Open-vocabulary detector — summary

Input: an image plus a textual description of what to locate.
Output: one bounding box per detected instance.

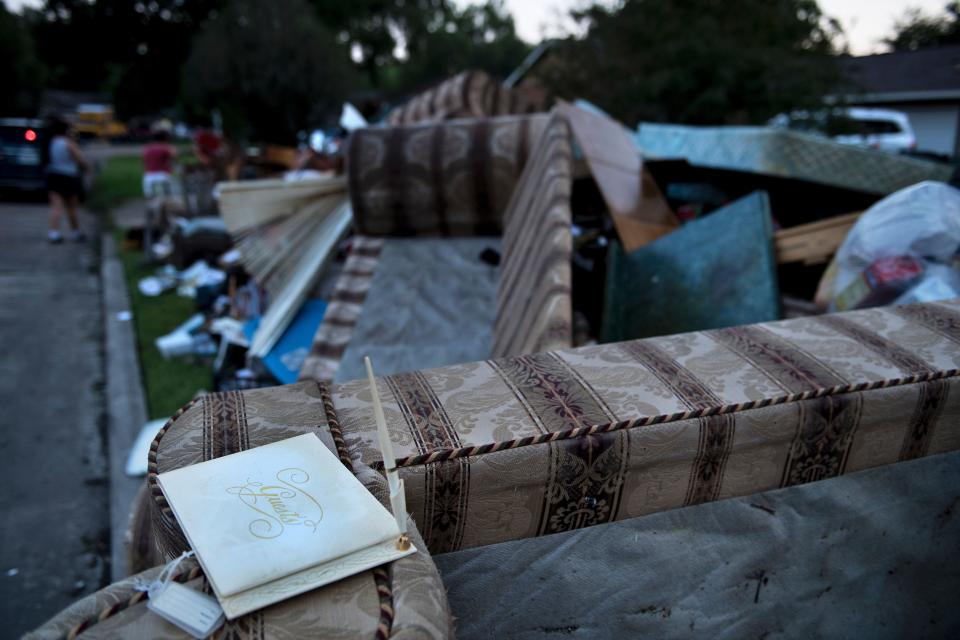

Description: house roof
[838,45,960,101]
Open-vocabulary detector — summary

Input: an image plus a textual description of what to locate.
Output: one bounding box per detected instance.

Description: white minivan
[769,107,917,153]
[832,108,917,152]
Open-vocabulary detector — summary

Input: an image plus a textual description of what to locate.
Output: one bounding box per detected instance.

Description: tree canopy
[23,0,224,117]
[885,1,960,51]
[4,0,853,139]
[540,0,843,127]
[9,0,527,132]
[0,3,46,116]
[181,0,357,143]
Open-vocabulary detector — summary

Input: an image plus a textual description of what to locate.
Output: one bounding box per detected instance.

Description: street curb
[101,231,150,581]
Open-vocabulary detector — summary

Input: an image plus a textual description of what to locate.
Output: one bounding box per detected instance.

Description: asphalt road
[0,199,109,636]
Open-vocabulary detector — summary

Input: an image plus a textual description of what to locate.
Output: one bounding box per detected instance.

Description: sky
[492,0,948,55]
[5,0,952,56]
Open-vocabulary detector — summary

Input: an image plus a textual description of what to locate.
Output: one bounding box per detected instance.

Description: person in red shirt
[192,129,221,166]
[142,129,177,197]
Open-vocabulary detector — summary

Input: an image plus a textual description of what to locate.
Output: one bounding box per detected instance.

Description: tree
[311,0,450,88]
[0,4,46,115]
[14,0,528,125]
[181,0,358,143]
[885,2,960,51]
[541,0,843,127]
[390,1,530,91]
[310,0,528,90]
[24,0,224,117]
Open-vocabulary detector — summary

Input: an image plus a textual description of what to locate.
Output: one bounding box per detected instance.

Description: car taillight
[24,129,37,142]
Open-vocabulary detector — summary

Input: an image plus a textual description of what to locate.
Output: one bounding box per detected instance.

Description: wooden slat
[248,200,353,358]
[775,211,861,265]
[217,176,345,234]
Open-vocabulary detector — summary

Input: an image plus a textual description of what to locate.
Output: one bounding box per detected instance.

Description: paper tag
[148,582,225,639]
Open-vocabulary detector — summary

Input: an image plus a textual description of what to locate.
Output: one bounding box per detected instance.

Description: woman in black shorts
[45,118,89,243]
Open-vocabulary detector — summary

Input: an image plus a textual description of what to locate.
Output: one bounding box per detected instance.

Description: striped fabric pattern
[330,300,960,553]
[299,236,383,384]
[152,299,960,557]
[490,114,574,358]
[347,114,549,237]
[386,70,546,126]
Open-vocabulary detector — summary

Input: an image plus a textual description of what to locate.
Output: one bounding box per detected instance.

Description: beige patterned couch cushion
[152,301,960,558]
[385,70,547,126]
[30,508,452,640]
[491,112,573,357]
[303,113,574,383]
[330,300,960,553]
[127,381,453,640]
[348,114,549,237]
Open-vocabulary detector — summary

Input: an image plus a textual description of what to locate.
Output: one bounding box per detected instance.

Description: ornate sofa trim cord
[391,368,960,468]
[58,565,203,640]
[147,301,960,558]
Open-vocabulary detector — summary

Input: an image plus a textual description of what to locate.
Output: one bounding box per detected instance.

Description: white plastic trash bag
[830,181,960,309]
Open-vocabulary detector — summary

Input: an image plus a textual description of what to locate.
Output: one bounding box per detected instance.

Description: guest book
[157,432,415,619]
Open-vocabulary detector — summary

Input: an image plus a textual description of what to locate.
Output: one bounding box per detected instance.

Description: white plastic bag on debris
[155,313,210,359]
[176,260,226,298]
[830,181,960,309]
[340,102,367,131]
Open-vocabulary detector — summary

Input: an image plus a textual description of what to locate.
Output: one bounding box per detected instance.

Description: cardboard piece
[557,102,678,252]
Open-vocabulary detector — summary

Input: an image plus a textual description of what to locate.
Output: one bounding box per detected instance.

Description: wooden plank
[248,200,353,358]
[775,211,861,265]
[217,176,345,234]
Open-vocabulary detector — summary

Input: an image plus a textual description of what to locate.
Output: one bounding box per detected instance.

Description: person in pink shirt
[142,128,177,197]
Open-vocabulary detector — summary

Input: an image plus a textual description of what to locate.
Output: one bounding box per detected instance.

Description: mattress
[635,123,952,196]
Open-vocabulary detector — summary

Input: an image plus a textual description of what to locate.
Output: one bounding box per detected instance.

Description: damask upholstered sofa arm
[329,299,960,553]
[149,301,960,559]
[36,381,453,639]
[30,515,452,640]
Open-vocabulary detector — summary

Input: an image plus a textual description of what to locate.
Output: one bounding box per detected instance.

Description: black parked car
[0,118,48,194]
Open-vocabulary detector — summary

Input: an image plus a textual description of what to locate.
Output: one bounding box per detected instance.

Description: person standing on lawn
[142,125,177,198]
[45,117,89,244]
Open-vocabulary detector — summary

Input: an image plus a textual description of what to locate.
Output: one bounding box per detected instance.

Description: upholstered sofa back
[303,113,575,382]
[385,70,546,126]
[151,300,960,557]
[347,114,549,237]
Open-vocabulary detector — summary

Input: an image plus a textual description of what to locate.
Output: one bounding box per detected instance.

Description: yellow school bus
[74,104,128,140]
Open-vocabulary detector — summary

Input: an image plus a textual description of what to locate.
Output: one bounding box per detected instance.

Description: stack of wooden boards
[217,176,352,358]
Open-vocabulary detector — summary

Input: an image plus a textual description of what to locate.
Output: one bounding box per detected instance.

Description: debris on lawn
[120,69,960,400]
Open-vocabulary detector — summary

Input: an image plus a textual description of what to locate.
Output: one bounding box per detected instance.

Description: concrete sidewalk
[0,201,109,636]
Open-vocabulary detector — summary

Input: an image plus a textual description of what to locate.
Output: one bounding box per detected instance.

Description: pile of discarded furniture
[30,71,960,638]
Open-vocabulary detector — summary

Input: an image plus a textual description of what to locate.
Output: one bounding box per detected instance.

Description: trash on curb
[155,313,206,359]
